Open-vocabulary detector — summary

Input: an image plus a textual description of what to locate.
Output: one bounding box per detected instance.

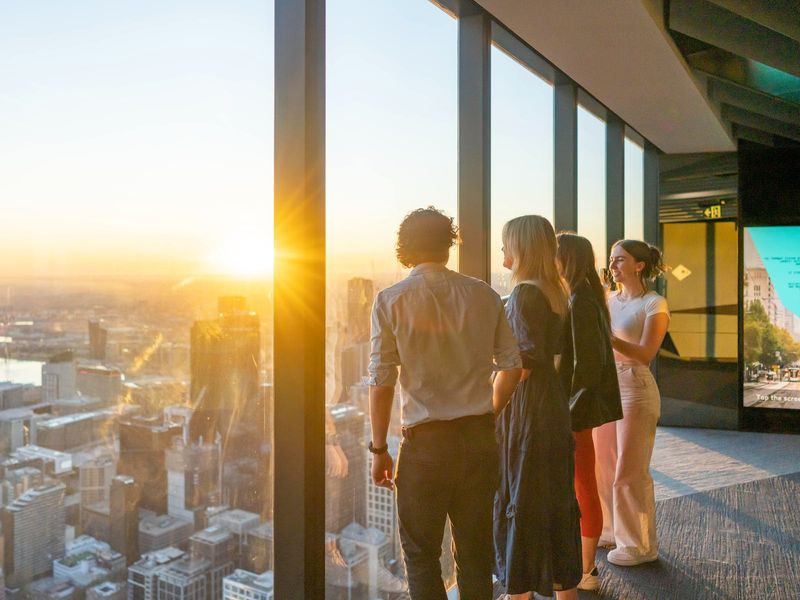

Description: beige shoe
[577,567,599,591]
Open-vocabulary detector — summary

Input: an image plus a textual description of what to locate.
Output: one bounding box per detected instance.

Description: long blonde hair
[502,215,569,315]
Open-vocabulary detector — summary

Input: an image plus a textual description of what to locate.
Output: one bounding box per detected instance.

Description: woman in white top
[594,239,669,566]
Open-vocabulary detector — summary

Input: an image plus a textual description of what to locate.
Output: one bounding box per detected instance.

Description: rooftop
[225,569,274,592]
[191,525,232,544]
[139,513,192,534]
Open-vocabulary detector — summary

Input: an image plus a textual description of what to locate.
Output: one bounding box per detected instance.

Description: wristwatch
[368,441,389,455]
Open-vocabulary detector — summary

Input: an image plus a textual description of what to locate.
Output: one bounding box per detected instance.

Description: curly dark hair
[395,207,459,268]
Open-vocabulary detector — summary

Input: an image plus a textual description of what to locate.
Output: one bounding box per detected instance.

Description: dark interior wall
[739,140,800,225]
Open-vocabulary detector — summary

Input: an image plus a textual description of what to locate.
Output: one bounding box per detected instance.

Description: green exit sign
[703,205,722,219]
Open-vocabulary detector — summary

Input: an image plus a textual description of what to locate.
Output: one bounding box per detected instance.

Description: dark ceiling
[666,0,800,147]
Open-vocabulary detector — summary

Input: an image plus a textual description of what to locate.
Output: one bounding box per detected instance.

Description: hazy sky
[1,0,639,280]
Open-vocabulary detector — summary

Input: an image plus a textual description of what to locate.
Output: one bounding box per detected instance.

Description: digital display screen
[743,227,800,408]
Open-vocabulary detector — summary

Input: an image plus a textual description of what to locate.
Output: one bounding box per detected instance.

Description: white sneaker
[607,548,658,566]
[577,567,599,591]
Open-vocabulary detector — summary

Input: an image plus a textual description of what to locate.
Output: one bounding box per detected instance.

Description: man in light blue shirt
[368,207,521,600]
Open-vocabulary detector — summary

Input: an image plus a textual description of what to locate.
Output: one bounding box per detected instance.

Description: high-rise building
[117,415,182,514]
[8,445,73,476]
[1,483,66,588]
[346,278,374,345]
[245,522,273,574]
[208,509,259,569]
[165,438,220,527]
[109,475,140,564]
[138,515,194,555]
[0,407,37,454]
[189,296,260,447]
[42,352,77,403]
[156,557,209,600]
[126,547,185,600]
[189,527,235,599]
[0,383,25,411]
[326,403,367,534]
[88,321,108,361]
[76,365,123,405]
[222,570,274,600]
[79,456,115,506]
[36,410,116,452]
[1,466,43,505]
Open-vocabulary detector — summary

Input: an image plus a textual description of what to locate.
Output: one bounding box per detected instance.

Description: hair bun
[648,244,666,280]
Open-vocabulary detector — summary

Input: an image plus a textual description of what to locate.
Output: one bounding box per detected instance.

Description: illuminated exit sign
[703,204,722,219]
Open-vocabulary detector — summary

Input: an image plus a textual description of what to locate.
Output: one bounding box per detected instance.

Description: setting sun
[208,234,275,278]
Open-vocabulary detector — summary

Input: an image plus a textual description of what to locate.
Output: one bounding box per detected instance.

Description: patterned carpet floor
[588,472,800,600]
[493,428,800,600]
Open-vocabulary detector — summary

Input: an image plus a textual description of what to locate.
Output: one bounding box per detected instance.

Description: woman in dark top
[494,215,581,600]
[556,233,623,592]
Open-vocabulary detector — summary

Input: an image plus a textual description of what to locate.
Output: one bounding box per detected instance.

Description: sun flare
[208,235,274,278]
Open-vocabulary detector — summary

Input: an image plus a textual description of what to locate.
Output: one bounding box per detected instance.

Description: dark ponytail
[612,239,667,283]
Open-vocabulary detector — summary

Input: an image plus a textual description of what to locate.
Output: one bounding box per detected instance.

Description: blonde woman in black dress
[494,215,582,600]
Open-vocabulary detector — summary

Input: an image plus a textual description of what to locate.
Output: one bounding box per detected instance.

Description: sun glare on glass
[208,235,274,278]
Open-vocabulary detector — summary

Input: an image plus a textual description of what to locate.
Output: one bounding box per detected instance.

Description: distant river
[0,358,43,386]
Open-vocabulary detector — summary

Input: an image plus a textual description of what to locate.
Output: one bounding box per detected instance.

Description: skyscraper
[165,438,221,527]
[79,456,115,506]
[156,557,209,600]
[117,415,182,514]
[189,527,235,599]
[208,509,260,569]
[109,475,140,564]
[245,522,273,574]
[42,352,77,403]
[346,278,374,345]
[189,296,260,447]
[1,483,66,588]
[76,365,122,404]
[88,321,108,361]
[127,547,185,600]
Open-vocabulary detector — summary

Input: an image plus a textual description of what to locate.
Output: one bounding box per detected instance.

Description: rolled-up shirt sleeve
[366,293,400,387]
[493,301,522,371]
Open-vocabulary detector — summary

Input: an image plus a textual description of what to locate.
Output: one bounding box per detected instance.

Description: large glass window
[326,1,457,597]
[1,0,274,592]
[624,137,645,241]
[577,106,607,269]
[490,45,554,295]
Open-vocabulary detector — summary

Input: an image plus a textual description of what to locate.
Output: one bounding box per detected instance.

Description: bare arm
[493,367,522,415]
[612,312,669,365]
[369,385,395,490]
[369,385,393,449]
